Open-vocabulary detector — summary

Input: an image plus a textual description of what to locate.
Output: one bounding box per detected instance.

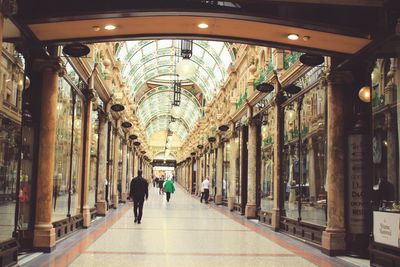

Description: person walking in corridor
[129,170,148,224]
[201,177,210,204]
[163,178,175,202]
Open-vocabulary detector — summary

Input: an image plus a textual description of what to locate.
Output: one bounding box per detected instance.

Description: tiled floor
[22,185,363,267]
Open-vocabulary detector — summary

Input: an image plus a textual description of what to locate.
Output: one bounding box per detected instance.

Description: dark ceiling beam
[250,0,385,7]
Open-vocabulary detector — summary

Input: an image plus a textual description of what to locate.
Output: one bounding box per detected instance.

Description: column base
[271,208,281,231]
[245,204,257,218]
[215,195,223,205]
[112,195,119,209]
[82,206,91,228]
[121,193,128,203]
[33,224,56,252]
[96,200,107,216]
[322,228,346,256]
[227,197,235,211]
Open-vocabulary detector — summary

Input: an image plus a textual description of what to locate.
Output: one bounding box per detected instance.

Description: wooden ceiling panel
[28,16,371,54]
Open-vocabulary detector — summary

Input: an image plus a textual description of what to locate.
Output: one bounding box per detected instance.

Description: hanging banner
[347,133,369,234]
[373,211,400,248]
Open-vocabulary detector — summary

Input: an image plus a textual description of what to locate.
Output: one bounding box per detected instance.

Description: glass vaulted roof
[116,40,234,142]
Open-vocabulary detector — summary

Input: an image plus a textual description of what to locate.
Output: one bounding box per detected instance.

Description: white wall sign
[373,211,400,248]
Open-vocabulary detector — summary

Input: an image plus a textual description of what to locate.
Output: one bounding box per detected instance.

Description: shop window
[282,83,327,226]
[52,79,84,222]
[372,58,399,207]
[0,118,21,242]
[260,106,275,212]
[88,108,99,208]
[222,142,230,200]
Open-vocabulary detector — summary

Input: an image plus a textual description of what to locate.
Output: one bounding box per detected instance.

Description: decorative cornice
[1,0,17,17]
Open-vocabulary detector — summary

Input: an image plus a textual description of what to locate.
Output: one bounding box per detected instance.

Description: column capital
[98,109,109,123]
[1,0,17,17]
[327,70,354,86]
[34,57,65,77]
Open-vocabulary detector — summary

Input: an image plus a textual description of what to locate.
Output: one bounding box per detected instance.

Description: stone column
[215,142,224,204]
[322,71,351,256]
[272,91,284,230]
[188,160,192,193]
[112,127,120,208]
[228,125,238,211]
[81,77,96,228]
[121,141,127,202]
[96,111,108,215]
[33,52,61,252]
[196,155,201,195]
[134,151,138,177]
[246,120,257,218]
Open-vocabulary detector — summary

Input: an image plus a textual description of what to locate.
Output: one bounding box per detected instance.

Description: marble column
[246,120,257,218]
[96,111,108,215]
[188,160,192,193]
[215,142,224,204]
[112,127,120,208]
[81,78,95,228]
[134,151,138,177]
[322,71,352,256]
[121,141,127,202]
[272,92,284,230]
[228,127,238,211]
[33,52,61,252]
[196,155,201,195]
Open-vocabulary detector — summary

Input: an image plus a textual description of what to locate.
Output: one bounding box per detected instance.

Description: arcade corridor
[20,186,364,267]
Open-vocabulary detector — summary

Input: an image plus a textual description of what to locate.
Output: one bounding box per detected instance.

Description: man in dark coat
[129,170,149,224]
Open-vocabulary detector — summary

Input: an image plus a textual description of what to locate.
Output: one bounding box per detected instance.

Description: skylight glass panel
[220,48,232,69]
[142,42,156,56]
[117,46,128,60]
[214,68,223,83]
[208,41,224,54]
[126,41,140,51]
[131,51,141,65]
[158,40,172,49]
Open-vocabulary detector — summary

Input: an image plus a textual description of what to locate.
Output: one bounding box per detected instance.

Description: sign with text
[373,211,400,248]
[347,134,369,234]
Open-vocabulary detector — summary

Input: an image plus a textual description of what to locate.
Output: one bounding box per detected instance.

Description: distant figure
[376,177,395,202]
[158,178,164,195]
[200,177,205,203]
[163,178,175,202]
[201,177,210,204]
[129,170,149,224]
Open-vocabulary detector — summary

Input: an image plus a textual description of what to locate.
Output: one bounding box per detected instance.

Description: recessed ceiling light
[288,34,299,40]
[303,36,310,41]
[104,24,117,31]
[92,26,101,32]
[197,23,209,29]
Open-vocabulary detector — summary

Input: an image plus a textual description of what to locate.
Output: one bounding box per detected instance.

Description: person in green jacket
[163,178,175,202]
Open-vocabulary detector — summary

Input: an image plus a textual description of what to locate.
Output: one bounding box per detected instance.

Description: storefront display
[0,44,24,242]
[52,74,84,222]
[282,69,327,226]
[222,142,230,201]
[369,58,400,266]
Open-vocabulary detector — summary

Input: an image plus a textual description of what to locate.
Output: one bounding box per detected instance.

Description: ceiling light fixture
[197,23,209,29]
[358,86,371,103]
[288,34,299,40]
[104,24,117,31]
[92,26,101,32]
[62,43,90,57]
